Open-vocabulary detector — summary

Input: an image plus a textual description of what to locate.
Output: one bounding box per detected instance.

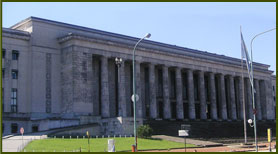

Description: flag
[240,30,254,87]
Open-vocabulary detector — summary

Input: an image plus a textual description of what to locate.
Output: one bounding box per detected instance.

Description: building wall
[2,17,276,136]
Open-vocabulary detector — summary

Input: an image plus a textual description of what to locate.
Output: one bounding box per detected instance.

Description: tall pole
[240,27,248,144]
[132,33,151,152]
[250,28,276,152]
[241,53,248,144]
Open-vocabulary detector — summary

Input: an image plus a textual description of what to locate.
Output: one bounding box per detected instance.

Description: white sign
[131,94,139,102]
[178,130,189,136]
[20,127,24,135]
[108,139,115,152]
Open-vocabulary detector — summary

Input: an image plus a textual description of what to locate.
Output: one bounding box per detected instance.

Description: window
[32,125,39,132]
[2,123,4,134]
[11,88,17,113]
[273,86,275,92]
[2,49,6,59]
[11,123,18,133]
[12,50,19,60]
[2,69,4,78]
[12,70,18,79]
[2,88,4,112]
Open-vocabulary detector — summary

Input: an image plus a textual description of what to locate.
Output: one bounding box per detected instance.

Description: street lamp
[115,57,123,116]
[132,33,151,152]
[249,27,276,152]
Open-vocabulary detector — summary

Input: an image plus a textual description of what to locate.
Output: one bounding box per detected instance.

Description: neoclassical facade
[2,17,276,136]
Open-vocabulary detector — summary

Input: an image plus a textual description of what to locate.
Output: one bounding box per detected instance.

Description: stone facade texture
[1,17,276,136]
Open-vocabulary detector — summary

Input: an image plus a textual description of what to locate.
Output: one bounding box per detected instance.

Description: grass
[23,137,196,152]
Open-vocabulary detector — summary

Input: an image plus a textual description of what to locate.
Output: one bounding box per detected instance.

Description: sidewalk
[2,135,47,152]
[144,140,276,152]
[152,135,223,147]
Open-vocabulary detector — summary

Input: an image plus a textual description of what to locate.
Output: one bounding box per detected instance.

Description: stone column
[149,64,157,119]
[259,80,267,120]
[198,71,207,120]
[219,74,228,120]
[140,65,146,118]
[92,56,100,116]
[135,62,143,118]
[238,77,244,120]
[228,76,237,120]
[245,78,253,119]
[254,79,262,120]
[187,69,196,119]
[264,80,275,120]
[175,67,184,119]
[209,72,217,120]
[101,56,110,118]
[162,65,171,119]
[118,61,127,117]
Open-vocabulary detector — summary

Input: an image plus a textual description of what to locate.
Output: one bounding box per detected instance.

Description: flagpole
[250,27,276,152]
[240,26,248,145]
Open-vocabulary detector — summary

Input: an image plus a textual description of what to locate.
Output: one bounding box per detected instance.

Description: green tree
[137,125,153,139]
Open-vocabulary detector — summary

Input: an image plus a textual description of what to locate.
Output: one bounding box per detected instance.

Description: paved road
[144,141,276,152]
[152,135,223,147]
[2,135,47,152]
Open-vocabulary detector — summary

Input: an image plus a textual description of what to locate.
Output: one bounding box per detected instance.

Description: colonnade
[91,55,274,121]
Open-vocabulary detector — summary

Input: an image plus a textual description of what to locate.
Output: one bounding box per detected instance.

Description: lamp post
[132,33,151,152]
[250,27,276,152]
[115,57,123,117]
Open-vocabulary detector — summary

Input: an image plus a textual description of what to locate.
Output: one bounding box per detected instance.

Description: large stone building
[1,17,276,136]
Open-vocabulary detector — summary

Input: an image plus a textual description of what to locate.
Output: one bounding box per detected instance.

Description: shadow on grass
[138,137,162,141]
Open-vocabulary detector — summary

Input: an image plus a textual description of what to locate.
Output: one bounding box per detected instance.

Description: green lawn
[23,137,196,152]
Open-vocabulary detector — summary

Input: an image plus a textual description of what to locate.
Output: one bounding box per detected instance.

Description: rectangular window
[2,49,6,59]
[2,88,4,112]
[2,69,5,78]
[12,70,18,79]
[11,123,18,133]
[11,88,17,113]
[12,50,19,60]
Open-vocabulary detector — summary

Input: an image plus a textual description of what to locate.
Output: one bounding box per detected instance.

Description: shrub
[137,125,153,139]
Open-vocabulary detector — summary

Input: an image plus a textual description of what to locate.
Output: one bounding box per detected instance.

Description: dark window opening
[194,73,199,101]
[11,123,18,133]
[32,126,39,132]
[157,69,163,98]
[215,76,221,119]
[207,104,211,119]
[170,70,176,99]
[2,88,4,112]
[204,75,210,102]
[158,101,163,119]
[183,102,189,119]
[182,72,188,100]
[2,69,5,78]
[195,103,200,119]
[11,88,17,113]
[2,49,6,59]
[12,70,18,79]
[12,50,19,60]
[225,77,230,119]
[171,101,176,119]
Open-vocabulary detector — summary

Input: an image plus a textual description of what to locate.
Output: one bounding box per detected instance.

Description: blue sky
[2,2,276,74]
